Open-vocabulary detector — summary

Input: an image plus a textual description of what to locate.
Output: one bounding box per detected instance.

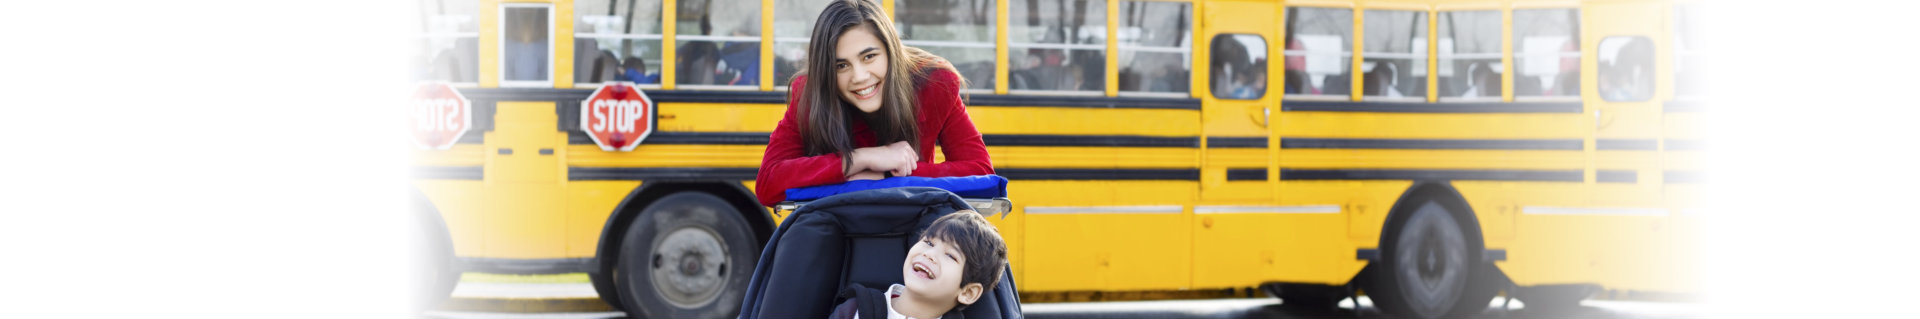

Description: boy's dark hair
[917,210,1007,305]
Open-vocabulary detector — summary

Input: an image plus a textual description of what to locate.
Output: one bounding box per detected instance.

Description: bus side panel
[564,181,643,257]
[1481,181,1683,291]
[417,179,488,257]
[1018,181,1195,292]
[1190,180,1399,288]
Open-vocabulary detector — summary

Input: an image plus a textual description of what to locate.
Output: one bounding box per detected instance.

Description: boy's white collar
[884,283,941,319]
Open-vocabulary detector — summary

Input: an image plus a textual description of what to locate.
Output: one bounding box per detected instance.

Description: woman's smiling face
[833,25,888,113]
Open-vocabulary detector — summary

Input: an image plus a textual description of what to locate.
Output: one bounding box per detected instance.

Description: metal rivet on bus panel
[1202,216,1213,229]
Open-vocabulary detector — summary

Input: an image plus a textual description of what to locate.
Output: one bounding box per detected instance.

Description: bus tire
[589,272,622,311]
[615,192,759,319]
[1371,200,1484,319]
[414,201,458,313]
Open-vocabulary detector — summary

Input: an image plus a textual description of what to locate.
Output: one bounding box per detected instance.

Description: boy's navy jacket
[826,283,965,319]
[737,187,1020,319]
[784,175,1009,202]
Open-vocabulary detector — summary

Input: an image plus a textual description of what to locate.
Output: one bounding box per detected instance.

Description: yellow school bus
[410,0,1703,317]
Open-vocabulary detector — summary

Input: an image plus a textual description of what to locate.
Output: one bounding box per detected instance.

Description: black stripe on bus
[459,88,594,101]
[458,88,789,104]
[1665,170,1704,184]
[452,101,497,144]
[983,135,1199,147]
[647,90,788,104]
[1597,139,1659,151]
[1279,169,1584,182]
[1597,170,1638,183]
[967,95,1202,110]
[566,132,772,145]
[1664,100,1706,113]
[1227,168,1268,181]
[1208,137,1269,148]
[1281,100,1583,113]
[996,168,1199,180]
[569,167,760,181]
[565,167,1206,181]
[414,166,483,180]
[1362,249,1502,261]
[1665,139,1706,151]
[1281,138,1583,150]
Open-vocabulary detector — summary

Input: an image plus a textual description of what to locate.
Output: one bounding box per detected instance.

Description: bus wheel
[1371,201,1480,319]
[616,192,758,319]
[589,271,622,311]
[414,200,458,313]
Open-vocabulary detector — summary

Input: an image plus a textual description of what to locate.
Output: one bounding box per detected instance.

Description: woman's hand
[845,170,886,181]
[848,141,917,177]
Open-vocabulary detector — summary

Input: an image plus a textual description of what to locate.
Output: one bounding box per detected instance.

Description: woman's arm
[909,70,994,177]
[755,87,850,207]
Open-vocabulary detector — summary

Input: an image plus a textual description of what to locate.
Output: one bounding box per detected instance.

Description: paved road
[427,293,1699,319]
[1021,296,1700,319]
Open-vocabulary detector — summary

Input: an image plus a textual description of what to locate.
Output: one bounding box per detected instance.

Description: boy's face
[902,236,983,306]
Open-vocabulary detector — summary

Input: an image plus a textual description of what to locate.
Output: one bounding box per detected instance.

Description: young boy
[830,210,1008,319]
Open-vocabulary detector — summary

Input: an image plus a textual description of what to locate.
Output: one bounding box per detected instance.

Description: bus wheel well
[594,181,772,277]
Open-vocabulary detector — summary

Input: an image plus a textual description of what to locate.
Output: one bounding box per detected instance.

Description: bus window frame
[1115,0,1195,97]
[1433,8,1504,103]
[1359,7,1430,103]
[1671,4,1705,102]
[1597,35,1655,103]
[417,1,480,87]
[1280,5,1356,101]
[571,0,667,90]
[1209,33,1269,101]
[499,3,557,88]
[1004,0,1110,95]
[1507,6,1581,103]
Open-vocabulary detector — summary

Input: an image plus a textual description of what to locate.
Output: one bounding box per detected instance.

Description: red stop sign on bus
[410,83,471,150]
[580,83,656,151]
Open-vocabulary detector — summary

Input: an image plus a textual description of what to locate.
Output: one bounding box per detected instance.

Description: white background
[1,0,1917,317]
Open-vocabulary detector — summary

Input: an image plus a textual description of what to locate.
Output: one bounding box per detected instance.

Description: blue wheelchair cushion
[785,174,1008,201]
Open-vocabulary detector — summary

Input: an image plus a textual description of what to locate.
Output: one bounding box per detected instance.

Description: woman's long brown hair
[794,0,965,158]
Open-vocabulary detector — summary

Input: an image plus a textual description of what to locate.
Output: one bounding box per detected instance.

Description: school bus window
[1437,10,1501,101]
[1673,5,1706,99]
[1211,34,1266,100]
[1117,1,1192,95]
[1008,0,1106,93]
[575,0,664,86]
[415,0,478,84]
[1513,8,1579,99]
[1283,7,1353,98]
[772,0,831,88]
[896,0,997,91]
[1362,9,1427,100]
[501,4,553,87]
[676,0,762,87]
[1598,36,1654,102]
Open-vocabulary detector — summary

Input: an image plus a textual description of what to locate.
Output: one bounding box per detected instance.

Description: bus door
[1583,1,1676,289]
[1197,0,1279,203]
[480,2,567,258]
[1192,0,1287,288]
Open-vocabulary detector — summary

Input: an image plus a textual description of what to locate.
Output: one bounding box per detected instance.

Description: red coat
[756,68,994,206]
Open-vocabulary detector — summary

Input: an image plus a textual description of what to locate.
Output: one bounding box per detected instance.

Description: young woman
[755,0,993,206]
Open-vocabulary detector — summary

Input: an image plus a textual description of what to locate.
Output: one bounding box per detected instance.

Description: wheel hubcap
[1395,203,1468,318]
[649,225,729,309]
